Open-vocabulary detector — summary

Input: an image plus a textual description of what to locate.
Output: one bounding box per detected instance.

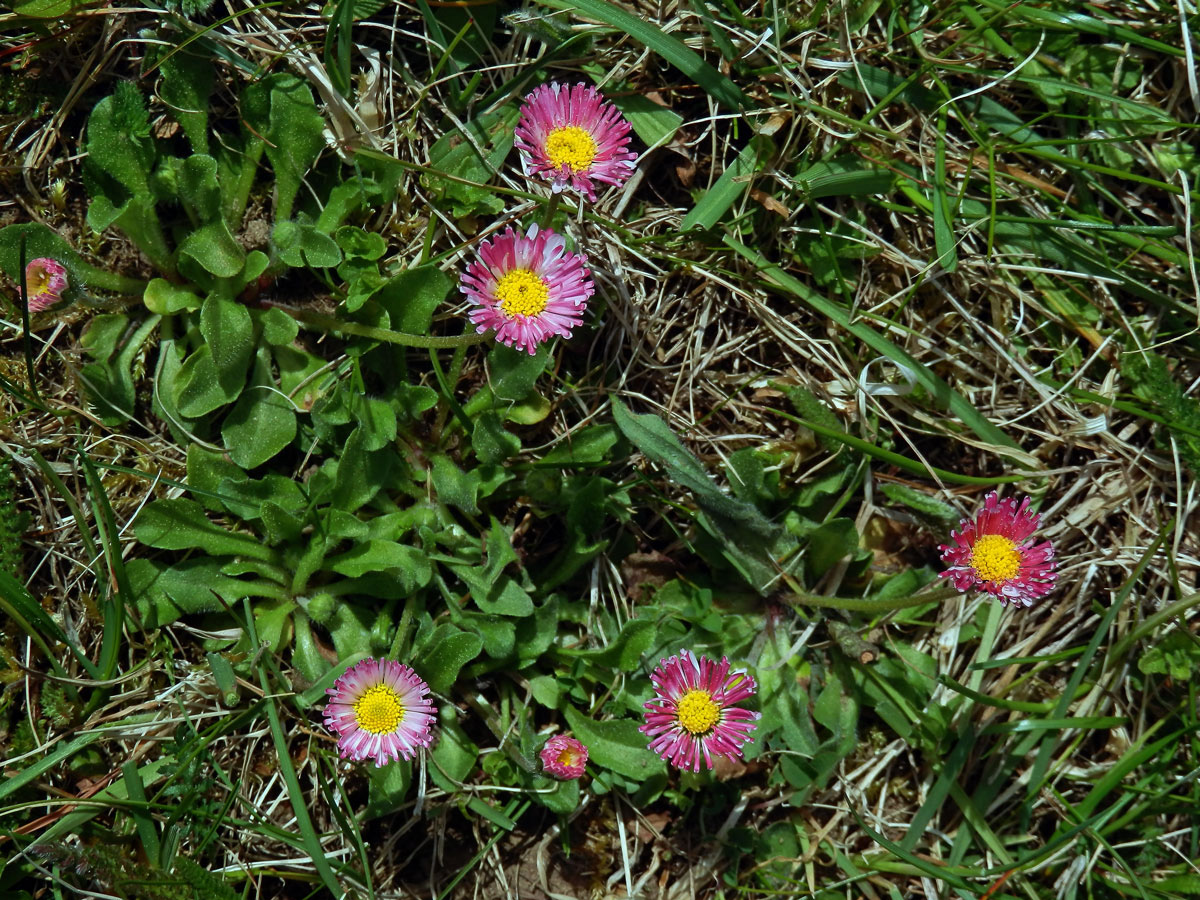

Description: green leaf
[430,454,481,514]
[562,708,666,780]
[84,83,155,198]
[332,428,391,512]
[356,396,397,451]
[793,157,896,199]
[221,347,297,468]
[489,343,549,402]
[134,498,274,561]
[806,518,860,578]
[365,760,412,819]
[1138,630,1200,681]
[878,483,959,525]
[159,49,214,155]
[144,278,202,314]
[418,627,484,694]
[178,154,222,223]
[179,221,245,278]
[455,566,535,617]
[78,313,160,426]
[422,106,515,217]
[482,518,519,579]
[559,617,654,670]
[10,0,87,14]
[473,410,520,464]
[611,397,775,537]
[430,719,479,793]
[541,424,620,466]
[241,74,326,220]
[175,346,235,417]
[127,556,276,627]
[335,227,387,260]
[200,294,254,398]
[258,307,300,346]
[326,540,433,596]
[272,221,342,269]
[376,265,454,334]
[607,92,683,149]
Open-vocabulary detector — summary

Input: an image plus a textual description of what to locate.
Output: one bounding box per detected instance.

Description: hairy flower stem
[783,584,961,614]
[539,191,562,229]
[279,305,488,349]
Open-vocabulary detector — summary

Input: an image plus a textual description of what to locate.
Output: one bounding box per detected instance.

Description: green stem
[540,191,562,229]
[279,305,490,349]
[17,233,40,404]
[784,584,960,614]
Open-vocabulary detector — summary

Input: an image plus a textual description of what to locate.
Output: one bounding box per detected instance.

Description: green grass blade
[537,0,748,110]
[0,569,93,678]
[933,114,958,272]
[1021,519,1173,814]
[724,236,1026,458]
[681,138,766,231]
[245,599,343,895]
[76,445,128,686]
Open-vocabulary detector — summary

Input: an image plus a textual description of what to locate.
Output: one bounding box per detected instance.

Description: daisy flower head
[640,650,760,773]
[514,82,637,202]
[939,491,1058,608]
[24,258,69,312]
[461,224,594,355]
[322,657,436,766]
[539,735,588,780]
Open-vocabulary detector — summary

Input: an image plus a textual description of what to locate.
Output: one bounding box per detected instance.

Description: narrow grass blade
[0,732,102,803]
[1021,520,1173,813]
[76,445,128,685]
[853,811,975,890]
[0,569,93,678]
[724,236,1025,458]
[771,408,1025,484]
[245,599,342,895]
[537,0,748,110]
[681,139,765,231]
[933,114,957,272]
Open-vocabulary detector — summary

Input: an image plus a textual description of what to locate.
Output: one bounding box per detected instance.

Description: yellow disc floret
[970,533,1022,583]
[27,269,51,293]
[676,689,721,735]
[558,746,582,767]
[354,684,404,735]
[545,125,598,171]
[496,268,551,318]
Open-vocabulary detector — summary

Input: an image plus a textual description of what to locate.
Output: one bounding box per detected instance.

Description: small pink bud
[539,734,588,780]
[24,258,69,312]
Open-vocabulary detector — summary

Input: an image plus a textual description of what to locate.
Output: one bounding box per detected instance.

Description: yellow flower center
[545,125,598,171]
[558,746,582,767]
[676,689,720,735]
[26,268,51,294]
[970,534,1022,583]
[495,268,550,318]
[353,684,404,735]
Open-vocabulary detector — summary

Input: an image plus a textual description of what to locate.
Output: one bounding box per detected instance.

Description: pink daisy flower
[24,258,68,312]
[640,650,760,773]
[539,734,588,780]
[939,491,1058,607]
[514,82,637,202]
[322,657,436,766]
[460,224,594,355]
